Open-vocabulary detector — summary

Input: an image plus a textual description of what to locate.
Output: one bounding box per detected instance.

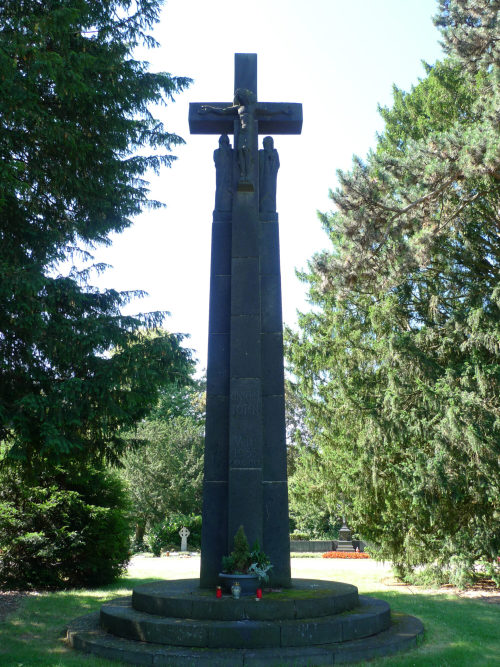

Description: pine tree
[286,0,499,586]
[0,1,193,466]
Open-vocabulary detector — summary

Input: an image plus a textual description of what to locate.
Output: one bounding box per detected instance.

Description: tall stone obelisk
[189,54,302,587]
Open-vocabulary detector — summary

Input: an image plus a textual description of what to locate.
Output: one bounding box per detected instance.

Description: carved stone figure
[259,136,280,214]
[213,134,233,212]
[232,87,256,182]
[200,88,257,183]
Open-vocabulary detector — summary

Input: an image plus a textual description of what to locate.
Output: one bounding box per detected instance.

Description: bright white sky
[88,0,444,371]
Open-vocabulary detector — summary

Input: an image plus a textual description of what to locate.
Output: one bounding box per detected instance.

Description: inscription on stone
[230,434,259,467]
[230,390,260,416]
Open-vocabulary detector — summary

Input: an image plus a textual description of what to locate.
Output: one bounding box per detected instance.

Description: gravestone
[179,526,190,552]
[337,519,355,553]
[189,54,302,588]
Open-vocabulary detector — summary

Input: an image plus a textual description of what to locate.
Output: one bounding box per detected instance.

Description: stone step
[132,578,358,621]
[100,596,390,649]
[67,609,424,666]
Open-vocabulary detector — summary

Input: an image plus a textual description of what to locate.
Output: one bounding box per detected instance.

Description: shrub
[0,462,132,589]
[148,513,201,556]
[290,532,310,541]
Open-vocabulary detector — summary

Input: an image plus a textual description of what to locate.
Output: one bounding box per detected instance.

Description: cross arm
[189,101,303,135]
[189,103,235,134]
[257,102,302,134]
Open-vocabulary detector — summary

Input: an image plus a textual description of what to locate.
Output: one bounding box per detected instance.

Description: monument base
[67,578,424,665]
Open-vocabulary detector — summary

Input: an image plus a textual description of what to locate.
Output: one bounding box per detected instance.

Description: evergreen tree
[0,0,193,466]
[286,0,499,586]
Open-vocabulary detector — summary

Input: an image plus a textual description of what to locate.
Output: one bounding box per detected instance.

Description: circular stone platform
[66,578,424,665]
[132,578,359,620]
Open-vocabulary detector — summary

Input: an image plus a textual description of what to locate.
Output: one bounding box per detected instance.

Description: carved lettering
[230,434,259,467]
[230,390,260,416]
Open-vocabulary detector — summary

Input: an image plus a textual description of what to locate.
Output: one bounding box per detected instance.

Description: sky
[87,0,445,371]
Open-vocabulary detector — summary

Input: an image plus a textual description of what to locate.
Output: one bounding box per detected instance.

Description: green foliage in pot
[221,525,273,582]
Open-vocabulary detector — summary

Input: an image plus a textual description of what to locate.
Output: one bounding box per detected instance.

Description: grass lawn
[0,555,498,666]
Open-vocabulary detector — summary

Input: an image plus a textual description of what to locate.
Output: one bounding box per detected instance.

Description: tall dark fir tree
[286,0,499,586]
[0,0,193,467]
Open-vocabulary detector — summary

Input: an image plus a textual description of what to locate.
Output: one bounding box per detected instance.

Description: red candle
[216,586,222,598]
[256,588,262,599]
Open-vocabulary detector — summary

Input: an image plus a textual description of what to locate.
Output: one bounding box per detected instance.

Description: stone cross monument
[189,54,302,588]
[179,526,190,552]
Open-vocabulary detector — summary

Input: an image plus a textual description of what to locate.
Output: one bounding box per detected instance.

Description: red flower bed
[322,551,370,559]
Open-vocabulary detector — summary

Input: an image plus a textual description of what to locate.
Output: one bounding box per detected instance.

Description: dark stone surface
[229,315,261,378]
[189,102,303,136]
[228,468,263,548]
[131,579,359,622]
[203,395,229,481]
[338,524,352,541]
[230,258,260,315]
[229,378,261,416]
[280,618,342,647]
[294,592,355,620]
[213,135,234,213]
[208,275,230,334]
[261,332,285,396]
[243,646,332,667]
[263,394,287,480]
[231,198,259,257]
[259,136,279,215]
[195,53,301,589]
[100,603,208,647]
[100,593,390,650]
[340,599,391,641]
[290,540,334,553]
[210,221,232,274]
[259,220,281,275]
[67,607,424,665]
[234,53,257,95]
[206,333,230,396]
[228,377,263,470]
[242,598,296,621]
[260,274,283,333]
[200,483,228,588]
[263,482,291,586]
[133,588,194,620]
[208,619,280,649]
[67,584,423,665]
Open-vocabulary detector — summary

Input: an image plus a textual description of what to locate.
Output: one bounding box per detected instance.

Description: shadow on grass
[0,574,163,667]
[0,577,498,666]
[361,589,500,666]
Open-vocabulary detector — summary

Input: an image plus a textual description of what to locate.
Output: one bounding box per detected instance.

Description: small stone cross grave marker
[179,526,190,552]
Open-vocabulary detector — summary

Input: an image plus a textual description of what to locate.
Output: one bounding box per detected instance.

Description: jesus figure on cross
[200,89,291,183]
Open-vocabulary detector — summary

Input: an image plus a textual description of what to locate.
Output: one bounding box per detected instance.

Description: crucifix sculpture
[189,54,302,587]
